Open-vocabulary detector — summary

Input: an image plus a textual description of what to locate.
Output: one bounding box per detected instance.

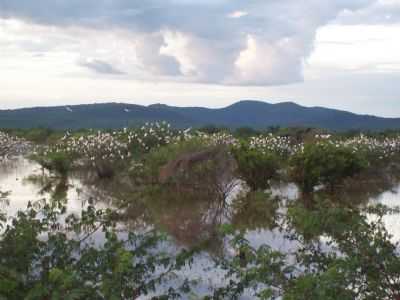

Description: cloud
[78,58,125,75]
[336,0,400,24]
[0,0,381,85]
[134,33,182,76]
[228,11,249,19]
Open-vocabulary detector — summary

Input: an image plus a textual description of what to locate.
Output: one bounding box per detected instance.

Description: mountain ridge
[1,100,399,131]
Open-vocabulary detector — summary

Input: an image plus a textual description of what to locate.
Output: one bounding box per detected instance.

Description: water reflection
[1,156,400,252]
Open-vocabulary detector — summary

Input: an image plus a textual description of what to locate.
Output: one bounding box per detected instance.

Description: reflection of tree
[137,185,227,252]
[318,166,400,207]
[72,169,134,204]
[295,164,400,208]
[63,152,283,252]
[24,174,69,203]
[0,189,10,209]
[124,147,240,251]
[0,159,20,181]
[230,191,280,231]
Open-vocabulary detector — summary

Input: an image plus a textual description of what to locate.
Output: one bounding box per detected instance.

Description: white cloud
[233,35,305,85]
[0,0,378,86]
[309,24,400,72]
[228,11,249,19]
[2,0,400,118]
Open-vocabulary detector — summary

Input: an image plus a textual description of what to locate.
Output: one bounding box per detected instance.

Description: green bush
[36,152,73,176]
[289,142,367,194]
[131,138,207,184]
[0,198,188,300]
[233,145,280,191]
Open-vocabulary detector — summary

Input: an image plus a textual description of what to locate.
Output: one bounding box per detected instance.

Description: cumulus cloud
[0,0,381,85]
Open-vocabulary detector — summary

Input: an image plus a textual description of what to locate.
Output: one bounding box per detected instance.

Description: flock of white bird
[2,125,400,167]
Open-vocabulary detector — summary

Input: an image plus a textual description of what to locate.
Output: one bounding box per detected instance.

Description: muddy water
[1,157,400,245]
[1,157,400,298]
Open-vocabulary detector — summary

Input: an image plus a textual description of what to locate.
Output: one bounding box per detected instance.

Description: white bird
[124,108,130,113]
[66,106,73,112]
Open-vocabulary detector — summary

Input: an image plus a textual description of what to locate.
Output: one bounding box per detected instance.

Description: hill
[1,100,400,131]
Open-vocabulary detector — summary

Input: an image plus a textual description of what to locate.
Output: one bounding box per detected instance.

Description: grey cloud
[78,59,125,75]
[135,33,182,76]
[337,1,400,24]
[0,0,381,85]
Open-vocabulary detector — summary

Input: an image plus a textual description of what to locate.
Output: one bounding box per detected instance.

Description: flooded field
[1,157,400,294]
[2,129,400,299]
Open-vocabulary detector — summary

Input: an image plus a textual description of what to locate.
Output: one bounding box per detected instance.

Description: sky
[1,0,400,117]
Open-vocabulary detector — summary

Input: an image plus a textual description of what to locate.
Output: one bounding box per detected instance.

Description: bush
[22,128,60,144]
[233,145,280,191]
[0,198,189,300]
[289,142,367,194]
[132,138,207,184]
[37,152,73,176]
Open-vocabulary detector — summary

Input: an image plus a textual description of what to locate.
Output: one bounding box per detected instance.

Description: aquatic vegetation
[213,202,400,300]
[31,126,400,196]
[289,142,368,194]
[2,127,400,299]
[233,144,281,190]
[0,197,195,300]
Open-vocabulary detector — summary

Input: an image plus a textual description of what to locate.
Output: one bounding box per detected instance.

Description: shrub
[289,142,367,194]
[132,138,207,184]
[0,198,190,300]
[36,151,73,176]
[233,145,280,191]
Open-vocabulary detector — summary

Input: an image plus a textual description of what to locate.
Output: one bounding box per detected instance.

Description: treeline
[4,125,400,145]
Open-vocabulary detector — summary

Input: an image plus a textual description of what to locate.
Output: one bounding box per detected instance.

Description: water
[1,157,400,246]
[1,156,400,298]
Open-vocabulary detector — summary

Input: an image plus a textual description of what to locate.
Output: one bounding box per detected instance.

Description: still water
[1,157,400,245]
[1,157,399,298]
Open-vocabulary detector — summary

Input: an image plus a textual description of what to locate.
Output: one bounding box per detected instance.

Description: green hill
[1,100,400,131]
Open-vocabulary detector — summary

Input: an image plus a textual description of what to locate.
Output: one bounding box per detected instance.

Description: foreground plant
[213,202,400,300]
[233,144,281,191]
[0,196,195,300]
[289,142,368,194]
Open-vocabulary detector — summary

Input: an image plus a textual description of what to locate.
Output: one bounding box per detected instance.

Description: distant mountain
[1,100,400,131]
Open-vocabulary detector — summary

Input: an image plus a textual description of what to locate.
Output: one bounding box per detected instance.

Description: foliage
[213,202,400,299]
[234,127,261,138]
[0,198,194,300]
[130,137,207,184]
[4,125,400,299]
[233,145,280,190]
[38,151,74,176]
[289,142,368,193]
[17,128,60,144]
